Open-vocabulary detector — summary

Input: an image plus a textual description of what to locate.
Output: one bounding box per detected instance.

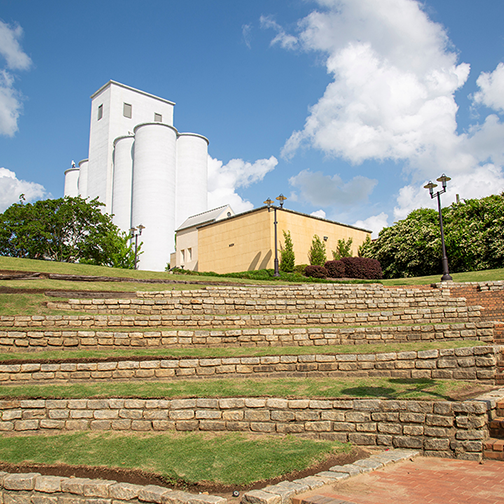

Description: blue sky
[1,0,504,236]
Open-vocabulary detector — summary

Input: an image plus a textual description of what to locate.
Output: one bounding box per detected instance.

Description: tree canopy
[0,196,137,268]
[359,193,504,278]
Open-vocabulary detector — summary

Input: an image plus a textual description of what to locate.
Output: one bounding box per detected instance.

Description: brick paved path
[294,457,504,504]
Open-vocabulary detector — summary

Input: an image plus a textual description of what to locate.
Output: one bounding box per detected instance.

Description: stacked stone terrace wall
[0,471,225,504]
[0,346,500,384]
[0,396,493,460]
[0,305,482,330]
[0,321,494,352]
[47,284,458,315]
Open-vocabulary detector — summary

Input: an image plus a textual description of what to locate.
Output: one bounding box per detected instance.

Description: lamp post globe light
[129,224,145,270]
[264,195,287,277]
[424,174,452,282]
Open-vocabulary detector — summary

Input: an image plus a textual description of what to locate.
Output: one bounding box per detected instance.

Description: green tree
[332,237,353,260]
[359,192,504,278]
[446,194,504,272]
[0,196,137,268]
[308,234,327,266]
[280,230,295,272]
[359,208,441,278]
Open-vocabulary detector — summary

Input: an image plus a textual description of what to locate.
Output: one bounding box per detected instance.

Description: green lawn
[1,255,503,287]
[0,376,491,401]
[0,340,487,363]
[0,431,350,486]
[380,268,504,285]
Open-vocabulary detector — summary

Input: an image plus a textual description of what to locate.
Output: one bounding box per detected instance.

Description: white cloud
[260,15,298,50]
[275,0,470,177]
[310,209,326,219]
[0,167,47,212]
[353,212,389,238]
[0,20,31,70]
[242,24,252,49]
[289,169,377,206]
[0,19,32,137]
[207,155,277,213]
[264,0,504,229]
[393,164,504,221]
[473,62,504,112]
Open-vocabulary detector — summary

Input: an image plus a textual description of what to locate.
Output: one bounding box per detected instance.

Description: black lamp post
[424,174,452,282]
[129,224,145,270]
[264,195,287,277]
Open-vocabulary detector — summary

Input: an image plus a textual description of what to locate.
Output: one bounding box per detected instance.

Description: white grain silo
[131,123,178,271]
[77,159,89,198]
[64,165,80,197]
[175,133,209,227]
[87,81,175,212]
[111,135,135,233]
[67,81,211,272]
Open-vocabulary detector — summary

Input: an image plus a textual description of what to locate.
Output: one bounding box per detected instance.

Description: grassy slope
[2,255,503,285]
[0,375,488,401]
[0,431,350,486]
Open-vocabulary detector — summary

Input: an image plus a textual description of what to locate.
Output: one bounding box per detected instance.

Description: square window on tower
[154,113,162,122]
[123,103,132,118]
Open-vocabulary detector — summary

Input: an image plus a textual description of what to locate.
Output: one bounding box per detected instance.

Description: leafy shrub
[294,264,309,275]
[332,238,353,260]
[308,235,327,265]
[280,230,295,272]
[305,265,328,278]
[324,260,345,278]
[340,257,383,279]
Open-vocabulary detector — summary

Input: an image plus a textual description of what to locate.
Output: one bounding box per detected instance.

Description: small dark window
[154,113,162,122]
[97,104,103,120]
[123,103,132,118]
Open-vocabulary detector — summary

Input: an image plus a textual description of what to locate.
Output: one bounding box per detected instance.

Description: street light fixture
[264,195,287,277]
[424,174,452,282]
[129,224,145,270]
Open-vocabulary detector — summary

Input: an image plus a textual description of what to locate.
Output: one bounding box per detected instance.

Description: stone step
[0,306,487,330]
[484,437,504,460]
[0,321,496,353]
[48,296,466,316]
[488,416,504,438]
[0,345,498,385]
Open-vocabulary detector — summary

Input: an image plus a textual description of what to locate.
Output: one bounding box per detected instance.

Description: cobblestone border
[0,450,421,504]
[242,449,420,504]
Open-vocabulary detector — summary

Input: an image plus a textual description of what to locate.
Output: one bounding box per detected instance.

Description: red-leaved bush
[304,265,328,278]
[324,260,345,278]
[340,257,383,279]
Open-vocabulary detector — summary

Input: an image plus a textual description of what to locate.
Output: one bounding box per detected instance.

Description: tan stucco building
[174,205,371,274]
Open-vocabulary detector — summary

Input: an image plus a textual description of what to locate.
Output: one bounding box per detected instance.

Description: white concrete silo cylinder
[64,167,80,197]
[131,123,177,271]
[175,133,209,226]
[78,159,89,198]
[112,135,135,233]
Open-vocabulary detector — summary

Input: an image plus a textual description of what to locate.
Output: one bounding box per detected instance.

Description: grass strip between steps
[1,255,504,285]
[0,376,492,401]
[0,431,350,486]
[0,340,489,363]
